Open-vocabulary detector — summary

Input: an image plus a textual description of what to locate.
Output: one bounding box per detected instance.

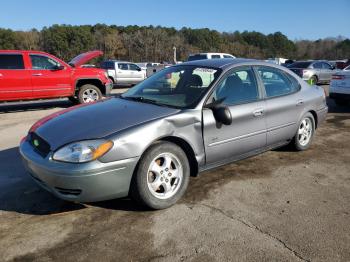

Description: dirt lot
[0,86,349,262]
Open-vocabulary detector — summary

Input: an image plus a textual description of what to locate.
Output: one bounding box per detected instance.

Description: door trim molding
[208,129,266,147]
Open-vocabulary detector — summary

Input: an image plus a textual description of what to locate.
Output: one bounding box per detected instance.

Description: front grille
[30,132,51,158]
[55,187,82,196]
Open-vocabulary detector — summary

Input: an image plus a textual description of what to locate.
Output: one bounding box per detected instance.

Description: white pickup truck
[100,60,146,86]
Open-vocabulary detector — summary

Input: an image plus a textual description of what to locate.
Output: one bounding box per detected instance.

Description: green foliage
[0,24,349,62]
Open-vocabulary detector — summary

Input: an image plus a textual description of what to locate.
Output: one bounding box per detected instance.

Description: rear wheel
[130,142,190,209]
[78,84,102,104]
[291,113,315,151]
[310,75,318,85]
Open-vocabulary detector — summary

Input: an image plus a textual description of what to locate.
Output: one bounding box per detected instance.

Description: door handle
[32,73,42,76]
[253,108,264,117]
[296,99,304,106]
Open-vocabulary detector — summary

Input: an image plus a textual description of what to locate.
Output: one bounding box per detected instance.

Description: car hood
[69,50,103,68]
[34,98,179,151]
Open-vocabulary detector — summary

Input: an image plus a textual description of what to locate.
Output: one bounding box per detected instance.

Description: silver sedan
[20,59,328,209]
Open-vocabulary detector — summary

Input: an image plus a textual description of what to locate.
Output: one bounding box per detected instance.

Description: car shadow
[0,147,144,215]
[0,99,73,114]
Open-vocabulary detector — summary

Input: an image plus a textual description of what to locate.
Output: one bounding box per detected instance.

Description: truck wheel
[130,141,190,210]
[78,84,102,104]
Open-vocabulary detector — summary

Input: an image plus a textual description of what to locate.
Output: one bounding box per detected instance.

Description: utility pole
[173,46,177,64]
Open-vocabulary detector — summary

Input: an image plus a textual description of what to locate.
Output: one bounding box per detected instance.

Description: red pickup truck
[0,50,112,104]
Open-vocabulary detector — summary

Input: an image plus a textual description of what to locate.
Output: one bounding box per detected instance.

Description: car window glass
[313,62,322,69]
[257,67,297,98]
[129,64,140,71]
[0,54,25,69]
[223,55,232,58]
[30,55,60,70]
[123,66,220,108]
[101,61,114,69]
[322,63,332,69]
[118,63,128,70]
[214,67,259,105]
[211,55,221,59]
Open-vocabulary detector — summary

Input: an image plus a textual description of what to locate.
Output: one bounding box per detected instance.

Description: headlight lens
[53,140,113,163]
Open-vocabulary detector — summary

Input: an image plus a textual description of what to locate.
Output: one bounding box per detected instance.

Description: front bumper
[20,140,139,202]
[105,81,113,96]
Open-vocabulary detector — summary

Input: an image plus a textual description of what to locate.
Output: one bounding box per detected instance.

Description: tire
[310,75,318,85]
[130,141,190,210]
[291,113,315,151]
[335,99,347,106]
[78,84,103,104]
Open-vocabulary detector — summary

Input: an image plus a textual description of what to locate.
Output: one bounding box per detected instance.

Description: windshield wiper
[121,96,170,107]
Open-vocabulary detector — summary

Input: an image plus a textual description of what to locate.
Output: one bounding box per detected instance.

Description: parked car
[187,53,235,61]
[329,69,350,105]
[287,60,336,84]
[100,60,146,86]
[0,50,112,104]
[20,59,327,209]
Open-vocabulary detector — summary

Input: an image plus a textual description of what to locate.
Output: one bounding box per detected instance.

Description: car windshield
[121,65,221,108]
[288,62,312,68]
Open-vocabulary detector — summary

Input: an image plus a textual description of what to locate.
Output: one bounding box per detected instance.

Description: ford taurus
[20,59,328,209]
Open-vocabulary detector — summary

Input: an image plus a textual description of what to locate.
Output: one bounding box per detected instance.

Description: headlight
[53,140,113,163]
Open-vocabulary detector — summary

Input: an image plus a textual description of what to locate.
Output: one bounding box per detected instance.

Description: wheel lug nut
[165,179,169,182]
[160,177,164,181]
[168,173,172,176]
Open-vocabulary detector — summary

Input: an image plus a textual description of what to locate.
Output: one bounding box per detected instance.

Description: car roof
[180,58,260,69]
[103,60,132,63]
[0,50,49,55]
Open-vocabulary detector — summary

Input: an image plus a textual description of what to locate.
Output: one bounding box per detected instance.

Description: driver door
[29,54,71,98]
[202,66,267,165]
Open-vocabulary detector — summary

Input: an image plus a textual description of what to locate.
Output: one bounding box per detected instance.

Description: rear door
[255,66,303,146]
[29,54,71,98]
[203,66,266,164]
[0,53,32,101]
[116,63,132,84]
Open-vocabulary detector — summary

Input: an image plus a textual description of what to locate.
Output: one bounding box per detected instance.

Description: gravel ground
[0,86,349,262]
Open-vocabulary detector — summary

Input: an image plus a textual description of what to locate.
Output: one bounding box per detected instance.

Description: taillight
[332,75,345,80]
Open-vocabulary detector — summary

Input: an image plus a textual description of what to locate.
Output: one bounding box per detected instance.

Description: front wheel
[78,84,102,104]
[291,113,315,151]
[130,142,190,209]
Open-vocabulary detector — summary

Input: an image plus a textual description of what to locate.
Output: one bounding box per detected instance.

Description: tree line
[0,24,349,63]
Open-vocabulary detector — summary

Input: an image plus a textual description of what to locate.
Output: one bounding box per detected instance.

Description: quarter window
[30,55,61,70]
[214,67,259,105]
[0,54,25,69]
[257,67,297,98]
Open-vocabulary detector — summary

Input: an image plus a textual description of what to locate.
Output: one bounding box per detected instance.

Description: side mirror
[54,65,64,70]
[212,106,232,125]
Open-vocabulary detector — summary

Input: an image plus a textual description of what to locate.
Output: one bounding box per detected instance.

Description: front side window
[214,67,259,105]
[129,64,140,71]
[0,54,25,69]
[223,55,233,58]
[313,62,322,69]
[257,67,297,98]
[122,65,221,108]
[30,55,60,70]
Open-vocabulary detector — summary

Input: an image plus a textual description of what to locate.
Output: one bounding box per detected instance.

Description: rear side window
[313,62,322,69]
[211,55,221,59]
[118,63,128,70]
[214,67,259,105]
[188,54,207,61]
[0,54,25,69]
[257,67,298,98]
[101,61,114,69]
[322,62,332,69]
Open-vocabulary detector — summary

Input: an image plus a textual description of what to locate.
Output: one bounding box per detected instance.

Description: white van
[187,53,235,61]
